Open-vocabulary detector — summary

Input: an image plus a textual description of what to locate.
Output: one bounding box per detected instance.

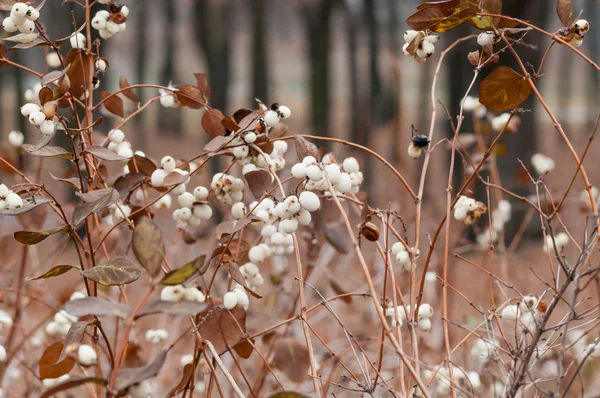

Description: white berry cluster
[424,367,481,395]
[45,291,84,336]
[239,140,289,174]
[531,153,555,175]
[91,6,129,40]
[211,173,244,205]
[173,186,213,230]
[77,344,98,367]
[453,195,487,226]
[470,337,499,365]
[2,3,39,34]
[463,96,487,118]
[238,261,265,291]
[384,302,434,331]
[160,284,206,303]
[150,156,190,195]
[291,156,363,199]
[543,232,569,253]
[476,199,511,247]
[391,242,418,271]
[20,102,58,135]
[223,286,250,311]
[0,183,23,211]
[144,329,169,345]
[105,129,133,158]
[500,295,540,331]
[102,201,132,227]
[8,130,24,148]
[262,104,292,128]
[570,19,590,48]
[159,83,179,108]
[402,30,439,62]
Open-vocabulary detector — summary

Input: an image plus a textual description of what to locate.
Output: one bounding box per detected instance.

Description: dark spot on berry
[412,135,430,148]
[270,103,279,111]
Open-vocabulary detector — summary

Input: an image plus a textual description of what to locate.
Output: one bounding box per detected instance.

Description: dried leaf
[225,262,249,290]
[273,339,310,383]
[62,49,93,100]
[167,363,194,397]
[49,171,81,191]
[83,145,131,161]
[80,255,141,286]
[294,135,318,161]
[114,351,167,392]
[38,86,53,105]
[113,173,145,197]
[41,377,107,398]
[221,116,240,132]
[193,73,211,102]
[232,108,252,124]
[479,66,532,111]
[119,75,139,103]
[196,306,246,354]
[42,65,70,86]
[203,135,232,153]
[160,255,206,285]
[57,319,94,362]
[132,216,165,277]
[244,169,271,199]
[25,265,79,281]
[65,297,131,319]
[215,217,257,238]
[22,144,72,160]
[556,0,573,26]
[39,342,76,380]
[136,300,207,318]
[101,91,124,118]
[163,171,188,187]
[407,0,477,32]
[202,108,226,137]
[0,197,52,216]
[233,338,254,359]
[72,188,119,226]
[14,225,69,245]
[176,84,204,109]
[127,155,157,177]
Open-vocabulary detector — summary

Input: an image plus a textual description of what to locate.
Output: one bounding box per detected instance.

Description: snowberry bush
[0,0,599,397]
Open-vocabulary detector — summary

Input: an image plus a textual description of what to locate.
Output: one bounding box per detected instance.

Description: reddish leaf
[407,0,476,32]
[479,66,532,111]
[83,145,131,161]
[294,135,318,161]
[127,155,157,177]
[38,86,53,105]
[113,173,145,197]
[25,265,79,281]
[196,306,246,355]
[63,49,93,100]
[39,342,76,379]
[119,75,140,103]
[163,171,188,187]
[245,169,271,199]
[203,135,232,153]
[72,188,119,226]
[167,364,194,397]
[176,84,204,109]
[57,319,95,362]
[202,108,226,137]
[221,116,240,132]
[193,73,211,102]
[556,0,573,26]
[132,216,165,277]
[233,338,254,359]
[101,91,124,118]
[232,108,253,124]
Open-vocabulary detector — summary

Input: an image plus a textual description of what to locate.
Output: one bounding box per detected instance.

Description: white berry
[70,33,86,49]
[77,344,97,366]
[223,291,238,310]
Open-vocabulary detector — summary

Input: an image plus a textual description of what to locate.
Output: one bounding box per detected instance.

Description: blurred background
[1,0,599,234]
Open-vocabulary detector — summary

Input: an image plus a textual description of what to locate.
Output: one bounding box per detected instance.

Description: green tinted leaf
[14,225,69,245]
[80,255,141,286]
[267,393,311,398]
[25,265,79,281]
[160,255,205,285]
[479,66,532,111]
[132,216,165,277]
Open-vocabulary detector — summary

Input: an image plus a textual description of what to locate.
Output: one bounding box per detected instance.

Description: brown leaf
[41,65,70,86]
[65,297,131,319]
[57,319,95,362]
[556,0,573,26]
[202,108,226,137]
[232,108,253,124]
[80,255,141,286]
[127,155,157,177]
[62,49,92,100]
[22,144,72,160]
[119,75,139,103]
[41,377,107,398]
[272,339,310,383]
[176,84,204,109]
[479,66,532,111]
[160,255,206,285]
[167,364,194,397]
[245,169,271,199]
[38,86,53,105]
[294,135,318,161]
[30,132,55,152]
[113,172,145,197]
[14,225,69,245]
[203,135,232,153]
[132,216,165,277]
[233,338,254,359]
[221,116,240,132]
[225,262,248,290]
[136,300,207,318]
[39,342,76,380]
[72,188,119,226]
[193,73,211,102]
[197,306,246,355]
[49,171,81,191]
[25,265,79,281]
[163,171,188,187]
[215,217,257,238]
[101,91,124,118]
[114,351,167,392]
[407,0,477,32]
[83,145,131,161]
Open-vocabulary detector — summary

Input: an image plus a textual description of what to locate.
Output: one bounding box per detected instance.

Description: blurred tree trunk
[251,0,268,104]
[194,0,231,114]
[135,3,147,146]
[303,0,336,138]
[158,0,182,135]
[344,2,360,144]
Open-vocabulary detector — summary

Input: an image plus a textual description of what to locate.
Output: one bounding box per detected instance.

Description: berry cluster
[106,128,134,158]
[223,287,250,311]
[172,186,213,230]
[2,3,39,34]
[291,155,363,198]
[20,102,58,135]
[239,140,289,174]
[501,295,542,332]
[0,183,23,211]
[160,284,206,303]
[542,232,569,253]
[238,261,265,291]
[470,337,499,365]
[453,195,487,225]
[91,5,129,40]
[210,173,244,205]
[262,103,291,128]
[45,291,85,337]
[384,302,434,331]
[402,30,439,62]
[150,157,191,195]
[144,329,169,345]
[476,199,511,247]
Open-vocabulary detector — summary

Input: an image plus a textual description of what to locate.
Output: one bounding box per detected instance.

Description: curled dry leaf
[202,108,226,137]
[232,108,253,124]
[294,135,319,161]
[479,66,532,111]
[135,300,207,318]
[80,255,141,286]
[132,216,165,277]
[114,350,167,392]
[14,225,70,245]
[167,363,194,397]
[72,188,119,226]
[119,75,140,103]
[244,169,271,199]
[176,84,205,109]
[556,0,573,26]
[63,49,93,100]
[100,91,124,118]
[407,0,477,32]
[40,377,107,398]
[25,264,79,281]
[113,172,145,197]
[39,342,76,380]
[221,116,240,132]
[49,171,81,191]
[160,255,206,285]
[65,296,131,319]
[38,86,53,105]
[272,339,310,383]
[193,72,211,102]
[196,305,246,355]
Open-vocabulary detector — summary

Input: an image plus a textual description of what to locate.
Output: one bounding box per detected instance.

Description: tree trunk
[251,0,268,104]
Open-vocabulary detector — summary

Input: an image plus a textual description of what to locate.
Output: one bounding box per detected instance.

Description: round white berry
[8,131,24,148]
[280,218,298,233]
[243,132,257,144]
[574,19,590,32]
[404,30,419,43]
[417,304,434,319]
[184,287,205,302]
[95,58,107,73]
[277,105,291,119]
[91,15,107,30]
[302,156,317,166]
[501,304,519,320]
[299,191,320,212]
[223,291,238,310]
[161,285,185,302]
[5,193,23,209]
[70,33,87,49]
[117,145,133,158]
[264,110,280,127]
[477,31,495,47]
[342,157,359,173]
[261,224,277,238]
[571,38,583,48]
[177,192,195,209]
[193,204,213,220]
[160,156,176,173]
[234,288,249,310]
[417,318,432,331]
[45,53,61,69]
[98,28,113,39]
[273,140,288,154]
[335,172,352,193]
[271,232,285,245]
[11,3,27,18]
[121,6,130,17]
[160,93,176,108]
[232,145,249,159]
[106,20,120,35]
[0,345,5,362]
[416,40,435,58]
[0,184,9,198]
[18,19,35,33]
[297,209,311,226]
[391,242,405,255]
[77,344,97,366]
[108,129,125,144]
[28,111,46,126]
[306,165,323,182]
[291,163,307,179]
[20,103,40,118]
[128,381,152,398]
[151,169,167,188]
[2,17,18,33]
[231,202,246,219]
[193,186,209,201]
